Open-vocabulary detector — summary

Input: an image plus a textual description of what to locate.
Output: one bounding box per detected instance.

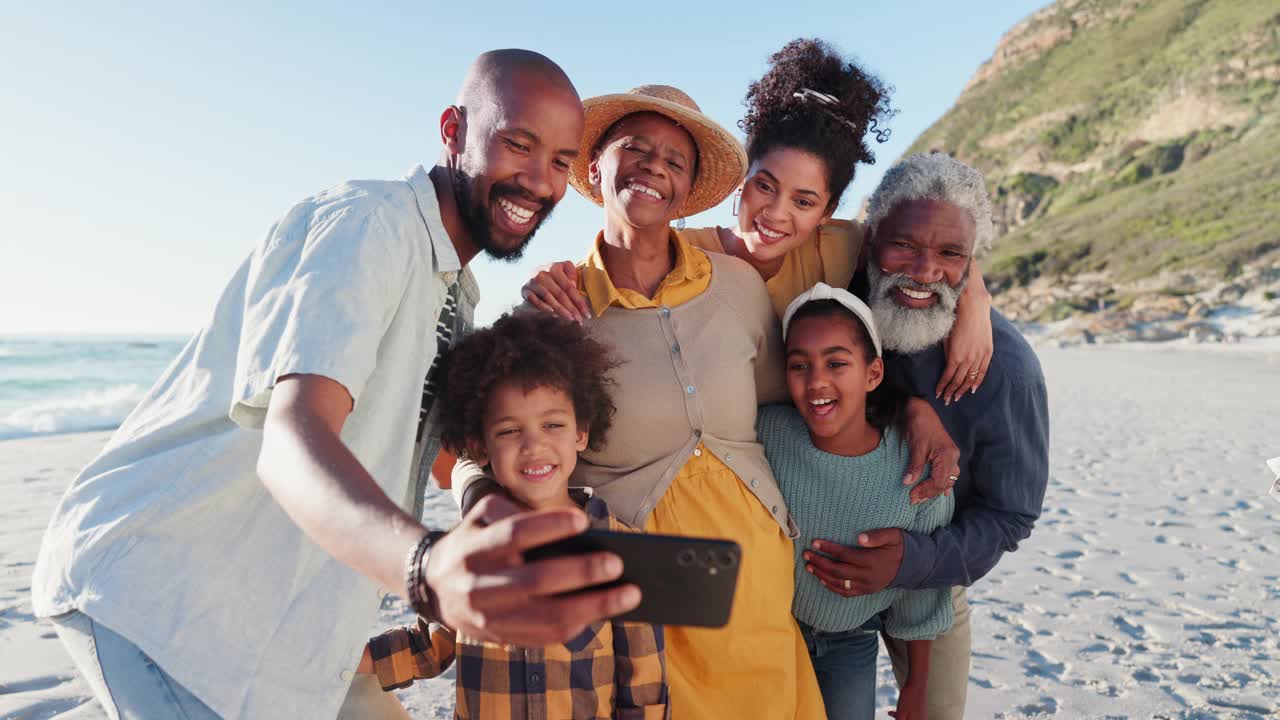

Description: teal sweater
[757,404,955,640]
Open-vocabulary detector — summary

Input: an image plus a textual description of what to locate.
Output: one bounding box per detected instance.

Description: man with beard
[809,152,1049,720]
[32,50,641,720]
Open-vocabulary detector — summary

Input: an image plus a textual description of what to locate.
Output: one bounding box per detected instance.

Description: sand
[2,343,1278,719]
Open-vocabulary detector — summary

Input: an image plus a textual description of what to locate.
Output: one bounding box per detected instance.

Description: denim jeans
[51,610,221,720]
[799,615,882,720]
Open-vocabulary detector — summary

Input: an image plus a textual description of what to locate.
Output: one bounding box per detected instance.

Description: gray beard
[866,263,967,355]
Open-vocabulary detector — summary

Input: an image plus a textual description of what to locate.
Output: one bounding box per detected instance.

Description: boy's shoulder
[573,489,629,531]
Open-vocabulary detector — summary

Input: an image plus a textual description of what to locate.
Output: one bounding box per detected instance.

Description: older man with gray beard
[810,153,1050,720]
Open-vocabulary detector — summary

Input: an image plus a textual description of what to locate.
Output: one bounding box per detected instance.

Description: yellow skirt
[644,445,825,720]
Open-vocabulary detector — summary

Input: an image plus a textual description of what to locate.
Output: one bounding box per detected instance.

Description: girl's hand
[903,398,960,504]
[521,260,591,322]
[889,679,927,720]
[936,257,993,404]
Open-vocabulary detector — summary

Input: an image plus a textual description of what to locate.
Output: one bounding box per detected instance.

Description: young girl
[357,311,669,720]
[758,282,954,720]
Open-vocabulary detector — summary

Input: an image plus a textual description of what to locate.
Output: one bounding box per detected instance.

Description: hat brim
[568,94,747,218]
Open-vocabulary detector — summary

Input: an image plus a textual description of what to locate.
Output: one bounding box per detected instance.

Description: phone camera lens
[677,549,696,567]
[702,550,717,568]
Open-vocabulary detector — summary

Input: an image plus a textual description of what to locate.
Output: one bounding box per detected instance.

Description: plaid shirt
[369,495,670,719]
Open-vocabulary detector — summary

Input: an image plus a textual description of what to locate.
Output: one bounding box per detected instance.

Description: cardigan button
[771,505,779,515]
[660,305,671,317]
[672,343,680,353]
[724,452,732,461]
[686,385,695,394]
[750,478,758,488]
[693,448,702,457]
[340,670,353,682]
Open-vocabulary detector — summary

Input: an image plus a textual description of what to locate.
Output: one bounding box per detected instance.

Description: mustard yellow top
[679,219,865,317]
[578,230,824,720]
[579,230,712,316]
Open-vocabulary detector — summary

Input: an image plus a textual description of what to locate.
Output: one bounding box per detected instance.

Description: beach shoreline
[3,344,1278,719]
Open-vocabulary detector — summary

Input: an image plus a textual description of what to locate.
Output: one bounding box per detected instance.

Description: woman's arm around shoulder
[937,257,994,404]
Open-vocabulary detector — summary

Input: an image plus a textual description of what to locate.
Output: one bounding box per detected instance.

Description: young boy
[359,311,670,719]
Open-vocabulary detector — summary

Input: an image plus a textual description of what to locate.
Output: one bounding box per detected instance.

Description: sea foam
[0,384,145,440]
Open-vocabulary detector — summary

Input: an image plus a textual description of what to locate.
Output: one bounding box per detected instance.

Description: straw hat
[568,85,747,218]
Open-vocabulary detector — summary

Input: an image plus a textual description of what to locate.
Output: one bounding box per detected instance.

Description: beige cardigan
[574,252,794,534]
[452,252,796,535]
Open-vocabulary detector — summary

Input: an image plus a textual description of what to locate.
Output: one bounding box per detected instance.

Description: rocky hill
[907,0,1280,344]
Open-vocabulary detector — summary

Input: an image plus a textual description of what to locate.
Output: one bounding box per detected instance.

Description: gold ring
[968,371,979,377]
[844,579,851,590]
[948,475,959,482]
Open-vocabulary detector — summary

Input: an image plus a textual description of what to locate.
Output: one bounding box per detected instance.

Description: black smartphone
[523,529,742,628]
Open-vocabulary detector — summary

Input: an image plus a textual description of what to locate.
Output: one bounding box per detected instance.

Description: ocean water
[0,336,188,440]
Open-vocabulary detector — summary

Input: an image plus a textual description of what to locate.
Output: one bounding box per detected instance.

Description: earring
[676,217,687,231]
[731,188,742,216]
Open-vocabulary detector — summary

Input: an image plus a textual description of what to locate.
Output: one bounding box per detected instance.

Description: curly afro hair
[438,311,622,460]
[740,38,894,212]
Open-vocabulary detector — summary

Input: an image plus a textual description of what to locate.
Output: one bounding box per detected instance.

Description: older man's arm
[892,373,1050,589]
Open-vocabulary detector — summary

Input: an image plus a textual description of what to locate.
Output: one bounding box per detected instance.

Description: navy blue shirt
[882,309,1050,589]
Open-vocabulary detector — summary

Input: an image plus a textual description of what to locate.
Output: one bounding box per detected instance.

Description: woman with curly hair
[525,38,994,405]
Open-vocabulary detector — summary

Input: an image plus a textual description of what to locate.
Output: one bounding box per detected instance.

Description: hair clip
[793,88,841,107]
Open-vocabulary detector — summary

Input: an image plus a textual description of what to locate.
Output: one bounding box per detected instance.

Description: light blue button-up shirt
[33,166,476,720]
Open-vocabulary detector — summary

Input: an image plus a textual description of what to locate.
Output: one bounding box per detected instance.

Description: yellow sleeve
[816,219,865,291]
[762,221,863,318]
[368,619,457,691]
[675,226,727,255]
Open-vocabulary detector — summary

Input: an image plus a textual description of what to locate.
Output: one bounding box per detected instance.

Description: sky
[1,1,1050,335]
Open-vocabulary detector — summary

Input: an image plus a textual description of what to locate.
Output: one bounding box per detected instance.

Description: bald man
[32,50,637,720]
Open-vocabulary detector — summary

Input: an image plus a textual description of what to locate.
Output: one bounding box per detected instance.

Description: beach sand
[2,344,1278,719]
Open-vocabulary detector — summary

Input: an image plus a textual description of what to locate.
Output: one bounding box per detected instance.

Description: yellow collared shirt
[577,230,713,315]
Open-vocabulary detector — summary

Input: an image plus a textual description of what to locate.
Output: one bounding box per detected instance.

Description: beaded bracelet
[404,530,448,620]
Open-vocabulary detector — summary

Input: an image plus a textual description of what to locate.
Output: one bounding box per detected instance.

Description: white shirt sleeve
[229,197,415,428]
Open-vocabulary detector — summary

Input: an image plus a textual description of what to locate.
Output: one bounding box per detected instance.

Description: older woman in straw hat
[526,39,995,409]
[556,84,825,718]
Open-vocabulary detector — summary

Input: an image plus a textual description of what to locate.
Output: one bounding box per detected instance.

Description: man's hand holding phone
[426,494,641,646]
[523,527,743,628]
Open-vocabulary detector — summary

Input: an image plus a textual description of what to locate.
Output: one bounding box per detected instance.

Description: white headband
[781,282,882,357]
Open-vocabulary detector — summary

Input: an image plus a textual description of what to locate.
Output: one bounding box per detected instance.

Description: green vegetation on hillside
[905,0,1280,290]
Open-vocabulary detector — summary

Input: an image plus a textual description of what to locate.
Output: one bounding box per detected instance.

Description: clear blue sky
[1,1,1049,335]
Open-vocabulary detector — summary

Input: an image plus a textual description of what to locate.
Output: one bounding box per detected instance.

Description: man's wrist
[405,530,448,621]
[889,530,924,589]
